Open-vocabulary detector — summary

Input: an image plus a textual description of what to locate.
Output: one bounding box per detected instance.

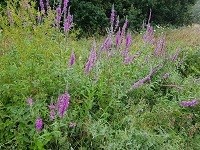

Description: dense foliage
[0,0,200,149]
[0,0,198,35]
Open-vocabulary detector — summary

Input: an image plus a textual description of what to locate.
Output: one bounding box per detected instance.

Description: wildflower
[171,48,180,61]
[154,36,166,57]
[57,92,70,118]
[39,0,44,11]
[84,48,97,74]
[121,17,128,40]
[56,6,62,27]
[180,99,199,107]
[49,103,56,120]
[69,50,75,67]
[115,28,121,47]
[110,4,115,26]
[126,33,132,48]
[46,0,50,8]
[101,36,112,51]
[143,24,155,44]
[132,75,151,89]
[63,0,69,14]
[27,97,33,107]
[35,117,43,131]
[123,55,135,65]
[64,10,73,32]
[114,15,119,31]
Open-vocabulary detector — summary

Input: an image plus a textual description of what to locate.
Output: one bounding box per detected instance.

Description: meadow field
[0,0,200,149]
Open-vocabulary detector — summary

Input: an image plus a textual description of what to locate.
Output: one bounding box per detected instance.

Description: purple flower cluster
[63,0,69,14]
[110,4,115,26]
[84,45,97,74]
[180,99,199,107]
[49,103,56,120]
[57,92,70,118]
[143,24,155,44]
[69,50,76,67]
[64,11,73,32]
[39,0,45,12]
[56,6,62,27]
[35,117,43,131]
[101,36,112,51]
[154,36,166,57]
[48,92,70,120]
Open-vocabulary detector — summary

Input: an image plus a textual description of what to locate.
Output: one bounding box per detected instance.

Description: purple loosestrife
[69,51,76,67]
[143,24,155,44]
[154,36,166,57]
[27,97,33,107]
[84,44,97,74]
[123,55,135,65]
[57,92,70,118]
[126,33,132,48]
[46,0,50,9]
[64,11,73,32]
[132,75,151,89]
[49,103,56,120]
[132,65,162,89]
[114,16,119,31]
[101,36,112,51]
[35,117,43,131]
[121,17,128,42]
[171,48,180,61]
[63,0,69,14]
[39,0,45,12]
[180,99,199,107]
[115,28,121,48]
[56,6,62,28]
[110,4,115,26]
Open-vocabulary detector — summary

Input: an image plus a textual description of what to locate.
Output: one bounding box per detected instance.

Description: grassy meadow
[0,1,200,149]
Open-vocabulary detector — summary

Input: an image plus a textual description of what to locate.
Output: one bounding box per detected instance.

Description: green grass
[0,1,200,149]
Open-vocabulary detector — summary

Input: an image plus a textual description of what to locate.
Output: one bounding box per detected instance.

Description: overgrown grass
[0,0,200,149]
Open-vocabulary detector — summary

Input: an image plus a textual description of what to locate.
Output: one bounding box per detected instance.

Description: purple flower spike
[57,92,70,118]
[126,33,132,48]
[180,99,199,107]
[56,6,62,27]
[114,15,119,31]
[69,51,76,67]
[27,97,33,107]
[110,4,115,26]
[115,28,121,47]
[49,103,56,120]
[101,36,112,51]
[143,24,155,44]
[35,117,43,131]
[64,11,73,32]
[63,0,69,14]
[154,36,166,57]
[123,55,135,65]
[84,48,97,73]
[39,0,45,11]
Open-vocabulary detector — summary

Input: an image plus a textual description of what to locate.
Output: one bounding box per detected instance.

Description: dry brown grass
[166,24,200,47]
